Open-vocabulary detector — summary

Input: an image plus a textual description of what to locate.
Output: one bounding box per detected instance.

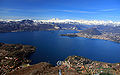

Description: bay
[0,30,120,65]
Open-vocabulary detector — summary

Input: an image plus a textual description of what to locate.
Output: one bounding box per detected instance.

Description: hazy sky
[0,0,120,21]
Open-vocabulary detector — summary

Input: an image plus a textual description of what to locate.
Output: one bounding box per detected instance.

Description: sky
[0,0,120,21]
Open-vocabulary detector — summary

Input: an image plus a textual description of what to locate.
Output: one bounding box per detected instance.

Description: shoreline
[0,42,120,75]
[0,30,120,74]
[61,33,120,43]
[7,55,120,75]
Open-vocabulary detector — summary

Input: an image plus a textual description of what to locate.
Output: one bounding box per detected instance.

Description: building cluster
[61,56,120,75]
[76,33,120,43]
[0,56,25,75]
[0,43,35,75]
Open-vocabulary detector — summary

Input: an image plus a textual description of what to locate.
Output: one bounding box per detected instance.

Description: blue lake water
[0,30,120,65]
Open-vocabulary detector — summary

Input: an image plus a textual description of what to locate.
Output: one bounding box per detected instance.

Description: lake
[0,30,120,65]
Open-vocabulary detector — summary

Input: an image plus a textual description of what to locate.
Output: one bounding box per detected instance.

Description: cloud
[0,7,97,14]
[55,10,96,13]
[0,8,22,14]
[98,9,116,12]
[20,9,96,14]
[0,8,117,16]
[0,8,22,11]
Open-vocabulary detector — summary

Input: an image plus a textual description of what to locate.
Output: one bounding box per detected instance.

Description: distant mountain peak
[51,18,59,21]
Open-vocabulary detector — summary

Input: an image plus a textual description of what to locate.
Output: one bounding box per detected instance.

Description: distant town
[61,56,120,75]
[61,27,120,43]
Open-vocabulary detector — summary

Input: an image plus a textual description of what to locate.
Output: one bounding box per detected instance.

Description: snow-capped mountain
[33,18,120,26]
[1,18,120,26]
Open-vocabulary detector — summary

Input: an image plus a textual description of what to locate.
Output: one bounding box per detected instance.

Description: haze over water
[0,30,120,65]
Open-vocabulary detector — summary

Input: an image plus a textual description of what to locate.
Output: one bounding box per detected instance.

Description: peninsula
[61,28,120,43]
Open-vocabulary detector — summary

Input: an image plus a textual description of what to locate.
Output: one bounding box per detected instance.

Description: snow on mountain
[1,18,120,26]
[33,18,120,26]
